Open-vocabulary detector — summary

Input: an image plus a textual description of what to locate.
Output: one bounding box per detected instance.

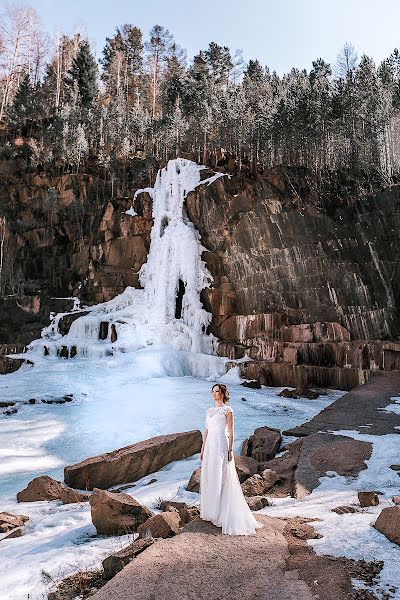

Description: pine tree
[101,25,143,103]
[68,40,98,107]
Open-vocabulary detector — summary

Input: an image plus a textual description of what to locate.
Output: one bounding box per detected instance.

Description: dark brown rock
[0,512,29,532]
[374,507,400,545]
[90,488,153,535]
[241,474,266,497]
[137,511,180,539]
[59,487,90,504]
[186,467,201,493]
[102,538,155,580]
[245,496,270,510]
[242,426,282,462]
[241,380,261,389]
[233,455,259,482]
[358,491,379,507]
[0,401,15,408]
[159,501,200,526]
[331,506,357,515]
[64,430,203,490]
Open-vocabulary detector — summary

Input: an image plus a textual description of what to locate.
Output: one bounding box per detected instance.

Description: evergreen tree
[68,40,98,107]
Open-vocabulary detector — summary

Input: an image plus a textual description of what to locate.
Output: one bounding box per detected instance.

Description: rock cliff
[1,162,399,388]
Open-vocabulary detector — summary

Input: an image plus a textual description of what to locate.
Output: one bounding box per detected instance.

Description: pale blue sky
[2,0,399,73]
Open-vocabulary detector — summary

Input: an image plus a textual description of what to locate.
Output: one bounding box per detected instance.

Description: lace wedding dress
[199,405,264,535]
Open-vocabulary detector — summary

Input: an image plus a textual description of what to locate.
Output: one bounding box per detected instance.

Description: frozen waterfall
[28,158,227,377]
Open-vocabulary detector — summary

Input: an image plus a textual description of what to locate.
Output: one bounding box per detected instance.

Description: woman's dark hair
[212,383,230,404]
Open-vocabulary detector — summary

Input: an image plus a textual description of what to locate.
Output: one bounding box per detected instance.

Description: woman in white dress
[199,383,264,535]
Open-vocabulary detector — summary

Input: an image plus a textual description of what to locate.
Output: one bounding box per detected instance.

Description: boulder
[278,386,319,400]
[0,512,29,533]
[358,491,379,507]
[374,507,400,545]
[102,538,155,580]
[65,430,203,490]
[245,496,270,511]
[241,469,279,497]
[137,511,180,539]
[17,476,65,502]
[17,475,89,504]
[90,488,153,535]
[241,426,281,462]
[260,438,304,497]
[241,380,261,389]
[233,455,258,482]
[392,496,400,505]
[331,506,357,515]
[187,455,257,494]
[186,467,201,493]
[59,487,90,505]
[159,501,200,526]
[241,474,265,497]
[0,401,15,408]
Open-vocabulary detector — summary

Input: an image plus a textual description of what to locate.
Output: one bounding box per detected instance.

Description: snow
[0,378,341,600]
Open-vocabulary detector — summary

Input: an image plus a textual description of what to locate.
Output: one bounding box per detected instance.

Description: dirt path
[285,371,400,437]
[92,515,356,600]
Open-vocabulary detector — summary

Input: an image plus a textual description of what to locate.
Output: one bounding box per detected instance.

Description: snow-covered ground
[0,364,343,600]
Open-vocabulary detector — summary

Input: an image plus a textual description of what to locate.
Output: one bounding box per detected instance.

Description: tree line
[2,3,400,183]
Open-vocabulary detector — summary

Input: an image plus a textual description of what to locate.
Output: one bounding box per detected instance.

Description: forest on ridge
[1,3,400,185]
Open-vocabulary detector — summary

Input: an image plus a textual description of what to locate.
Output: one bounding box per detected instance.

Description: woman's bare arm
[227,410,234,461]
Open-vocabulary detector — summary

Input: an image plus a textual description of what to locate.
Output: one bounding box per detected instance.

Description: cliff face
[1,163,400,388]
[185,168,400,389]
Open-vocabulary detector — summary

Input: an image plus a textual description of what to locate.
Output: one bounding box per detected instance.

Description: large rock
[17,476,65,502]
[358,491,379,507]
[0,512,29,533]
[137,511,181,539]
[90,488,153,535]
[241,427,282,462]
[245,496,270,511]
[233,455,258,482]
[241,469,279,497]
[255,433,372,499]
[186,467,201,493]
[65,430,202,490]
[374,507,400,545]
[293,433,372,499]
[17,475,89,504]
[102,538,155,580]
[159,501,200,526]
[186,454,257,494]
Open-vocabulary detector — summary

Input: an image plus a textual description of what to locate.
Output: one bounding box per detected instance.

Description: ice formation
[28,159,227,375]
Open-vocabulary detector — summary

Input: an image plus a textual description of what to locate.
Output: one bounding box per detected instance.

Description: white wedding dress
[199,405,264,535]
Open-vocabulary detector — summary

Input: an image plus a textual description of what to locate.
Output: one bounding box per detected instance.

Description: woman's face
[212,386,222,402]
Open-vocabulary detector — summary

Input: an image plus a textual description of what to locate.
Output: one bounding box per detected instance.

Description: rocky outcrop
[16,475,89,503]
[184,171,400,389]
[64,430,202,490]
[374,507,400,545]
[241,469,280,497]
[186,454,259,493]
[245,496,270,510]
[90,488,153,535]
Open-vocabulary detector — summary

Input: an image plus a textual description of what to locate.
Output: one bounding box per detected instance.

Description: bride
[199,383,264,535]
